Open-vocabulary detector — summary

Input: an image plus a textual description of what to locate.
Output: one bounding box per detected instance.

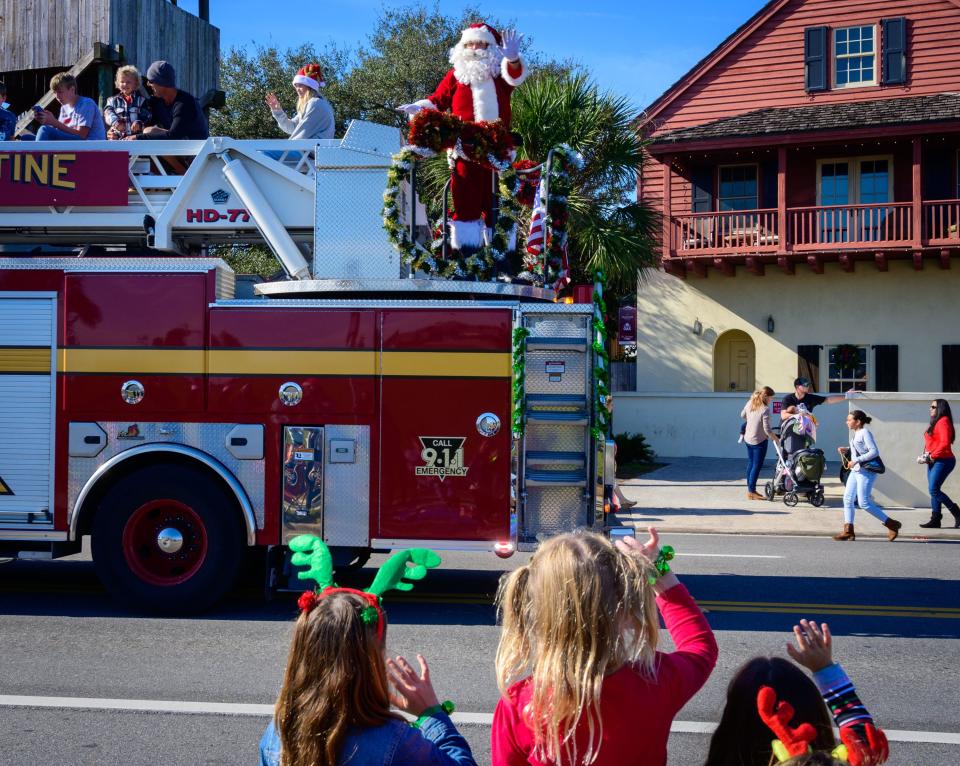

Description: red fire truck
[0,122,613,611]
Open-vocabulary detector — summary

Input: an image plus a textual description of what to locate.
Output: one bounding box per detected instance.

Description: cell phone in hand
[608,527,636,543]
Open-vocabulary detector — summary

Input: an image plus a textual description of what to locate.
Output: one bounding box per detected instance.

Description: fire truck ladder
[516,307,598,545]
[0,121,403,282]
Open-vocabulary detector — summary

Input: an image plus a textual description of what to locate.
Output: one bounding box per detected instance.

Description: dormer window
[833,25,877,88]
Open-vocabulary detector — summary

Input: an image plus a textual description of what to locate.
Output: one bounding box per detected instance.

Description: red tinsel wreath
[512,159,540,208]
[407,109,515,170]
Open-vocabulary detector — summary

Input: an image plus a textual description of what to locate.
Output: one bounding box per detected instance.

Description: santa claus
[398,23,528,251]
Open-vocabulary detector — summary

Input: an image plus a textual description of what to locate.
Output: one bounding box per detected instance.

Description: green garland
[512,326,531,437]
[591,271,611,441]
[383,153,522,280]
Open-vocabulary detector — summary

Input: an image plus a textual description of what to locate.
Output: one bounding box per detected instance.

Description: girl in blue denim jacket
[259,547,476,766]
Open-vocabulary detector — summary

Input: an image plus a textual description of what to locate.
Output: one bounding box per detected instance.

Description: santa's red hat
[293,63,325,91]
[459,23,502,48]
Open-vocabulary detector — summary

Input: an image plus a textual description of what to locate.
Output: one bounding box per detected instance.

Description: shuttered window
[944,346,960,392]
[873,345,899,391]
[882,17,908,85]
[805,27,828,92]
[797,345,821,391]
[691,167,713,213]
[833,25,877,88]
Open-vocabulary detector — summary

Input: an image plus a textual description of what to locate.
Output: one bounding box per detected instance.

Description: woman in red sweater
[491,529,717,766]
[919,399,959,529]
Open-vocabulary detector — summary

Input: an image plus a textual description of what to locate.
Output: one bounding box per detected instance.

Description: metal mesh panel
[319,425,370,547]
[525,350,587,395]
[525,423,587,452]
[524,315,589,338]
[522,485,586,538]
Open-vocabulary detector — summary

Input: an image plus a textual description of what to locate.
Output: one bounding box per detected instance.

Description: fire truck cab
[0,122,614,611]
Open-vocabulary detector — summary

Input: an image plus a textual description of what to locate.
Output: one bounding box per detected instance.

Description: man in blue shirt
[34,73,106,141]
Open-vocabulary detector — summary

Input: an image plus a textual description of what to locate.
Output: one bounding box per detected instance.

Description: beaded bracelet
[411,700,455,729]
[648,545,675,585]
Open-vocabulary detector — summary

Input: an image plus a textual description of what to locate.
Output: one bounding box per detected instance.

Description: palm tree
[510,71,658,295]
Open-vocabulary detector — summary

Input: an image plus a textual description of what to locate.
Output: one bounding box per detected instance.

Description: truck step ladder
[517,307,597,546]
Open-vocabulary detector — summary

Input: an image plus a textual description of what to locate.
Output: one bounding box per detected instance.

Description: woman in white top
[265,63,335,140]
[740,386,778,500]
[834,410,901,542]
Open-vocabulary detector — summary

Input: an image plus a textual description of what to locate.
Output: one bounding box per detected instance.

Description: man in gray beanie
[129,60,208,140]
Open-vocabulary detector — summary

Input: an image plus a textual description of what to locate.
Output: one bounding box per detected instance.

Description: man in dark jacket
[128,61,208,141]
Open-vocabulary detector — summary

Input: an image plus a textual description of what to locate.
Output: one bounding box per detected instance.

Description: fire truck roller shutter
[90,462,245,613]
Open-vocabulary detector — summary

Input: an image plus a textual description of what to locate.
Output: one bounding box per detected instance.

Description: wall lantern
[692,318,703,336]
[767,315,775,333]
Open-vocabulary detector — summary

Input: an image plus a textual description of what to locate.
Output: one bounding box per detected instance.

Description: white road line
[1,696,958,745]
[677,553,783,559]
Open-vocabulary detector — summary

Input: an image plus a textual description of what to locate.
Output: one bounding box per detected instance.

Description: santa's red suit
[412,24,528,249]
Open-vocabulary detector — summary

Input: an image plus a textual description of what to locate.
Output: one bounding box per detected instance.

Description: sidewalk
[616,457,960,540]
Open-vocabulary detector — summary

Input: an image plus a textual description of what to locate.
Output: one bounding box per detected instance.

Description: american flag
[525,177,546,255]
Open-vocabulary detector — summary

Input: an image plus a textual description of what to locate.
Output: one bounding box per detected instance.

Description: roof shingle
[651,93,960,145]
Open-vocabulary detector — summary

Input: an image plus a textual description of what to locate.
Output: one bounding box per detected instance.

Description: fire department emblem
[416,436,468,481]
[211,188,231,205]
[0,475,13,495]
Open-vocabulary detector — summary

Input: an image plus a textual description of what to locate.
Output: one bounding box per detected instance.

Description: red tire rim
[121,499,208,587]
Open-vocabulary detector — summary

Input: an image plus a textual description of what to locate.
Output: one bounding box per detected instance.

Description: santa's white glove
[499,29,524,62]
[396,103,423,116]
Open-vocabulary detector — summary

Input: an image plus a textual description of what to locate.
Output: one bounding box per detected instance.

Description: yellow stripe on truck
[0,347,52,373]
[55,348,512,378]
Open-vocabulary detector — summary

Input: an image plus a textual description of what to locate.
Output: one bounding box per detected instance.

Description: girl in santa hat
[265,63,335,140]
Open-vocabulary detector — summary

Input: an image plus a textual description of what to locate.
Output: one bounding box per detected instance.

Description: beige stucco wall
[635,260,959,394]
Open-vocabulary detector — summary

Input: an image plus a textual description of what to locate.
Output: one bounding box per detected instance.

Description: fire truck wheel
[91,464,245,613]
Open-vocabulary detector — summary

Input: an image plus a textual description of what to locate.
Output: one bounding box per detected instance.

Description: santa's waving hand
[396,23,529,251]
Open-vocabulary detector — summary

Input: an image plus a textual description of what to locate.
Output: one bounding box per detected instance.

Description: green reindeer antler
[366,549,442,597]
[289,534,337,589]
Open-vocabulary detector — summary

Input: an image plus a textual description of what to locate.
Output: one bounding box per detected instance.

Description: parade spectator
[703,619,888,766]
[34,73,106,141]
[781,377,854,414]
[104,65,152,140]
[258,589,476,766]
[129,61,208,141]
[740,386,779,500]
[265,63,335,140]
[834,410,901,542]
[0,81,17,140]
[492,528,717,765]
[919,398,960,529]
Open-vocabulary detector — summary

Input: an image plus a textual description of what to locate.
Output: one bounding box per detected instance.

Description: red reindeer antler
[840,723,889,766]
[757,686,819,758]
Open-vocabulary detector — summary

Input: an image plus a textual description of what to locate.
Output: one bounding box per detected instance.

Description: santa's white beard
[450,46,501,86]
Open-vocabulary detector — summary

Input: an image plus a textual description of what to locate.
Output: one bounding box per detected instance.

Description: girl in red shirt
[920,399,959,529]
[491,529,717,765]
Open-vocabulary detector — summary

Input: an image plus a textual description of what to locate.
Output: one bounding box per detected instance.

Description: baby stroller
[764,410,826,507]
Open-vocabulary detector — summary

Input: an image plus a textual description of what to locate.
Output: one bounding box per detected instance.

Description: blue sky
[180,0,768,110]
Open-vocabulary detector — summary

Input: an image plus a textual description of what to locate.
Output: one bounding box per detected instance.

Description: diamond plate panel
[314,169,399,279]
[524,314,590,338]
[522,485,586,538]
[318,425,370,548]
[67,422,266,530]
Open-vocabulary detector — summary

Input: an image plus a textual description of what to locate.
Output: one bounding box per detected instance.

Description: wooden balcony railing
[670,202,929,256]
[923,200,960,245]
[789,203,913,249]
[672,209,779,254]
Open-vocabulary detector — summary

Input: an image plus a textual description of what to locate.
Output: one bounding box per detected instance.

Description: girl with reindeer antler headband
[258,536,477,766]
[703,619,888,766]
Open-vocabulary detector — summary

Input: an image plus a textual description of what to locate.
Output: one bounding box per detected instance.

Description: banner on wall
[0,151,129,206]
[618,305,637,344]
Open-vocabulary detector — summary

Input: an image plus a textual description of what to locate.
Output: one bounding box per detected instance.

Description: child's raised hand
[615,526,659,563]
[786,619,833,672]
[386,653,440,715]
